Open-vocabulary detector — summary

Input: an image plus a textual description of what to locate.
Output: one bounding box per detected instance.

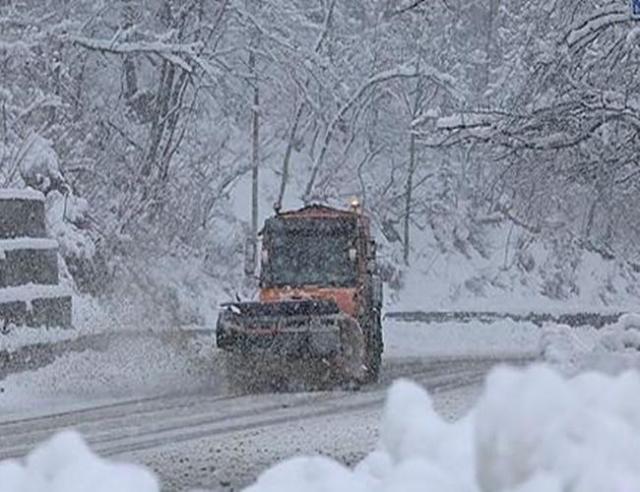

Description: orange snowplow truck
[216,204,383,389]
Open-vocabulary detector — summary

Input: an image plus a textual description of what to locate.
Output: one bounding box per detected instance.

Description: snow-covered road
[0,355,532,491]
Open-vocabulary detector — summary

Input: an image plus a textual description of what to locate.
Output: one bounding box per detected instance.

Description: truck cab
[216,204,383,390]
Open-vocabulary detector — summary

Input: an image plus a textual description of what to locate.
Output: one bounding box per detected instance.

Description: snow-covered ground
[0,329,220,415]
[383,318,541,359]
[4,276,639,492]
[4,365,640,492]
[389,223,640,315]
[125,383,482,491]
[0,315,540,414]
[0,355,495,491]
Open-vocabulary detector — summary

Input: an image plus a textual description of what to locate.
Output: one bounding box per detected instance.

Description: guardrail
[385,311,624,328]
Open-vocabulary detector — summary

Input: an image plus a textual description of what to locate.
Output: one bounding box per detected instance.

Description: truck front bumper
[216,308,343,357]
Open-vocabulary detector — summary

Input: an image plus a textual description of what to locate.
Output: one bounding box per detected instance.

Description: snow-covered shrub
[18,135,66,195]
[45,190,106,294]
[0,430,158,492]
[46,191,94,260]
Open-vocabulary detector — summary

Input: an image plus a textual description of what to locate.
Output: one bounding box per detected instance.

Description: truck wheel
[364,314,383,383]
[337,317,367,386]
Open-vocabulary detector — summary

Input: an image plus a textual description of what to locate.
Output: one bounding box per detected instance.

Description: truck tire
[337,316,367,386]
[363,312,383,383]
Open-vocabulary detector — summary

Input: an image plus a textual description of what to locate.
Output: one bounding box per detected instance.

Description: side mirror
[244,236,257,277]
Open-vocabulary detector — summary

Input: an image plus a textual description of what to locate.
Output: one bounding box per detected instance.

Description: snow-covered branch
[303,63,420,203]
[564,6,630,51]
[68,35,204,72]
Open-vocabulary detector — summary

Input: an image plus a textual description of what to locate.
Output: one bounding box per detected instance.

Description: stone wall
[0,189,72,329]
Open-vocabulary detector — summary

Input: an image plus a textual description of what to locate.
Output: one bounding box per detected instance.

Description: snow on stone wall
[0,188,44,201]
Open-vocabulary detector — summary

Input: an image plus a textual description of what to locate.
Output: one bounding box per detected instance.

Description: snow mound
[246,366,640,492]
[600,313,640,352]
[539,323,598,375]
[543,314,640,375]
[476,366,640,491]
[0,430,159,492]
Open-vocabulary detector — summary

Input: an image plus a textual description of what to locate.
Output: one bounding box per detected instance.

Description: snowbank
[0,430,158,492]
[542,313,640,375]
[245,365,640,492]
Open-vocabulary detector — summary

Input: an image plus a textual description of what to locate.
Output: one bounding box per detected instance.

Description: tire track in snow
[0,355,532,460]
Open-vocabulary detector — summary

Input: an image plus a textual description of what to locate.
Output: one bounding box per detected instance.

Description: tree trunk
[482,0,499,95]
[403,132,416,265]
[249,46,260,275]
[276,103,303,211]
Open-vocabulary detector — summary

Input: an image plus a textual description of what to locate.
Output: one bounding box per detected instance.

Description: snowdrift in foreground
[0,431,159,492]
[246,365,640,492]
[3,366,640,492]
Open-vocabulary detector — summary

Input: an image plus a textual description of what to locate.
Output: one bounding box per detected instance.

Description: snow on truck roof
[0,188,45,201]
[260,205,372,237]
[277,204,360,219]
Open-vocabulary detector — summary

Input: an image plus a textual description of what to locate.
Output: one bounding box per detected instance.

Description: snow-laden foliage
[424,1,640,270]
[1,1,640,314]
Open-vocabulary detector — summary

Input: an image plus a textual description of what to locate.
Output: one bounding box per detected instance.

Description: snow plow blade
[216,299,345,357]
[216,299,367,391]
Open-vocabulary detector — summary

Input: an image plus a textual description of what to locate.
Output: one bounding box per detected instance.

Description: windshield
[262,227,357,288]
